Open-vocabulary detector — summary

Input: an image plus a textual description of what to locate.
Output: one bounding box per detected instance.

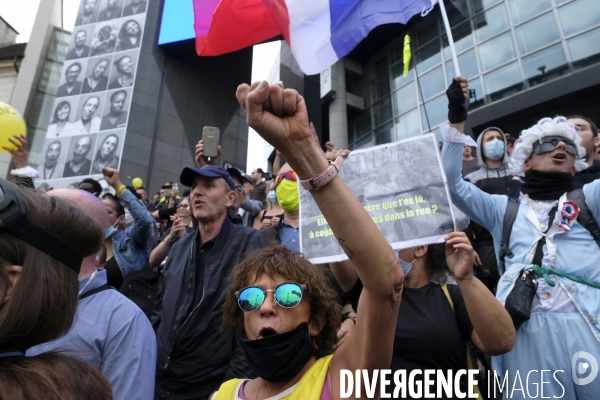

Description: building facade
[321,0,600,149]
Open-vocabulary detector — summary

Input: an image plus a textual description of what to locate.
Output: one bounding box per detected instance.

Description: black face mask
[521,169,574,201]
[240,322,315,383]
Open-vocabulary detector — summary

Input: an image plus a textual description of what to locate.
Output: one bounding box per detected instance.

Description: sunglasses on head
[532,136,577,156]
[275,171,297,186]
[235,282,307,312]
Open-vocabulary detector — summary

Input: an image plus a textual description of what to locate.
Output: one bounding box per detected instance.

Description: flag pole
[438,0,461,76]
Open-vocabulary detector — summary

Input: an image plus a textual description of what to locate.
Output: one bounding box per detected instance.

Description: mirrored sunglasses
[275,171,297,186]
[532,135,577,156]
[235,282,307,312]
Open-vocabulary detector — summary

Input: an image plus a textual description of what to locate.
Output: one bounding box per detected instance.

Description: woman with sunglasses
[210,82,403,400]
[444,78,600,399]
[259,165,300,250]
[149,197,196,269]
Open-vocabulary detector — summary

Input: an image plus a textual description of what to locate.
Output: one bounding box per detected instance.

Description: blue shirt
[279,221,300,252]
[27,269,157,400]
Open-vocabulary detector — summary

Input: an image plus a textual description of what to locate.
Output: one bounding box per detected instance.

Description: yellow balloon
[132,177,143,188]
[0,103,26,152]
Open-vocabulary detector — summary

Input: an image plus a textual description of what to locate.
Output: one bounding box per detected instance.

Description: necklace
[254,380,262,400]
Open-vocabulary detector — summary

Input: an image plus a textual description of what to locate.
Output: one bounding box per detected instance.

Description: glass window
[470,0,502,14]
[478,32,517,71]
[446,49,479,81]
[414,18,439,47]
[372,96,393,128]
[442,22,474,59]
[483,62,523,101]
[38,60,63,95]
[391,62,414,90]
[559,0,600,37]
[567,27,600,69]
[375,121,395,145]
[349,110,372,143]
[468,77,485,110]
[355,134,373,149]
[395,108,421,140]
[420,94,447,128]
[48,29,70,62]
[418,66,445,100]
[474,4,510,42]
[371,74,390,103]
[508,0,552,24]
[522,44,569,86]
[447,0,470,26]
[515,12,560,54]
[393,81,417,116]
[28,93,56,128]
[414,40,442,74]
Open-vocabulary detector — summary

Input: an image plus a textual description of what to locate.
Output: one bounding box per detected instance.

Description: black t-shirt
[185,234,214,318]
[347,280,473,399]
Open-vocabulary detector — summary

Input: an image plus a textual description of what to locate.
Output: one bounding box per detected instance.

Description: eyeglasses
[235,282,307,312]
[234,184,245,194]
[275,171,297,186]
[178,204,190,210]
[0,178,82,274]
[532,135,578,156]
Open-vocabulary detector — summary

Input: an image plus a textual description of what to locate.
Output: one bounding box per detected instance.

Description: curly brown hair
[223,245,341,359]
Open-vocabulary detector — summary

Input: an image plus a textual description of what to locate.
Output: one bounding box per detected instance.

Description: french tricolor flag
[194,0,436,75]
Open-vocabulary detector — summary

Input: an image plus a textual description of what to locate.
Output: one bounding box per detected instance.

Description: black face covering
[521,169,574,201]
[240,322,315,383]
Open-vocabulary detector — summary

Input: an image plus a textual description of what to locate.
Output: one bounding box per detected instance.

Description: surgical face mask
[124,208,134,227]
[276,179,299,212]
[484,139,505,161]
[104,220,119,239]
[267,190,278,204]
[398,255,417,276]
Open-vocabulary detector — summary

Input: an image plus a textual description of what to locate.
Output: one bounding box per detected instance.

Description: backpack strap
[498,197,520,274]
[79,283,112,300]
[568,188,600,249]
[440,284,482,398]
[441,284,454,312]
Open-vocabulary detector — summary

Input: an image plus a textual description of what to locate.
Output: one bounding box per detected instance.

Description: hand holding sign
[444,231,474,282]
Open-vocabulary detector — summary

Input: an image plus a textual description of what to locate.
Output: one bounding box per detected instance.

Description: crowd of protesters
[0,76,599,400]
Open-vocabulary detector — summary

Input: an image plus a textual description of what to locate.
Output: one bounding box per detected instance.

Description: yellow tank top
[214,355,333,400]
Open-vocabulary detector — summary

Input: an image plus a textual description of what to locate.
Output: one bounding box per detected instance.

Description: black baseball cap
[180,166,235,190]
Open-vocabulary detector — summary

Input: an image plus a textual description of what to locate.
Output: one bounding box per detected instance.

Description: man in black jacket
[152,165,266,400]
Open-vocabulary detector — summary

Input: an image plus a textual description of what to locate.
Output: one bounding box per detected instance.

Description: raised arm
[444,232,515,355]
[442,77,506,232]
[236,81,403,380]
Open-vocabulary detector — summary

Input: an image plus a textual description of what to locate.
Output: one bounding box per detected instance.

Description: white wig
[508,116,588,176]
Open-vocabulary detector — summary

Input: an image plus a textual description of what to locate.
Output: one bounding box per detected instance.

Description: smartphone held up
[202,126,220,159]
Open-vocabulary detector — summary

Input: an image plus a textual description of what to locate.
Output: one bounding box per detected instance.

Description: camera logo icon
[572,351,598,385]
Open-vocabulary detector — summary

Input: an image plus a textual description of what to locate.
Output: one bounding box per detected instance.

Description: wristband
[164,237,178,247]
[300,156,344,191]
[116,185,126,197]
